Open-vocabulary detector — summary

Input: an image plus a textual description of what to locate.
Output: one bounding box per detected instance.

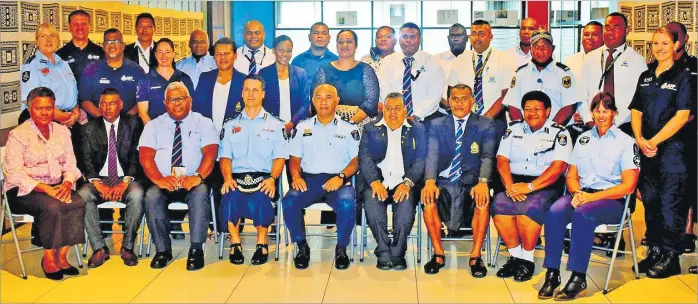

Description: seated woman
[3,87,86,281]
[492,90,572,282]
[539,93,639,300]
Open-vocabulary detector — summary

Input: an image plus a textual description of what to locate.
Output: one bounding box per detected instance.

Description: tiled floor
[1,203,696,303]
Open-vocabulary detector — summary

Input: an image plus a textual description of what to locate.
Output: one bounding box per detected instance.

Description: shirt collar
[452,114,470,126]
[243,44,264,55]
[135,40,153,52]
[103,116,121,129]
[591,124,619,139]
[36,51,62,65]
[374,118,411,130]
[241,108,268,121]
[603,43,627,55]
[164,111,193,124]
[303,48,332,59]
[313,115,341,126]
[523,120,554,134]
[400,50,423,62]
[28,119,54,141]
[474,46,492,57]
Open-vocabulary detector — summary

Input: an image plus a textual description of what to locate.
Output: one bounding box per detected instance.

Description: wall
[0,1,204,129]
[231,1,275,49]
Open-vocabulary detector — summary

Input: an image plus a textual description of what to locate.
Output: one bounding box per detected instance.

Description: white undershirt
[376,120,406,189]
[212,81,231,133]
[279,78,292,122]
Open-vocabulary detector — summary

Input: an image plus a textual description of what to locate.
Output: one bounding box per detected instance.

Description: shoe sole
[538,288,560,300]
[88,255,110,268]
[554,289,586,301]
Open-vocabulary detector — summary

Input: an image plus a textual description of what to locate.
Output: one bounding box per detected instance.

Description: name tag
[334,134,345,139]
[261,128,275,132]
[99,78,110,84]
[513,135,523,139]
[150,86,161,89]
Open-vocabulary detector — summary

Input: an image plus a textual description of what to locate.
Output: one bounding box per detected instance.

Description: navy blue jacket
[192,69,246,120]
[257,64,311,125]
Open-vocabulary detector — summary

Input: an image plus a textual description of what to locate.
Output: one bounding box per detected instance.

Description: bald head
[189,29,209,56]
[519,18,538,46]
[244,20,265,50]
[312,84,340,117]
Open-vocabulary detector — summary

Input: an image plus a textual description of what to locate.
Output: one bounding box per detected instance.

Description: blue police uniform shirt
[291,48,339,81]
[570,125,639,190]
[497,120,572,176]
[219,108,289,173]
[79,59,145,112]
[56,39,105,85]
[503,61,578,124]
[138,111,219,177]
[136,69,195,118]
[20,51,78,112]
[176,54,217,88]
[289,115,360,174]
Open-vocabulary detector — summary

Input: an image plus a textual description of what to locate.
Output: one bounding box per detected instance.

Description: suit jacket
[79,114,143,180]
[425,114,495,185]
[192,69,246,120]
[124,42,157,69]
[257,64,311,125]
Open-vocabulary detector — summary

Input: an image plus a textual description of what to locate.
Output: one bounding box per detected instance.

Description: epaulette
[175,57,186,65]
[23,55,36,65]
[297,117,313,126]
[550,123,564,129]
[515,63,528,72]
[555,62,570,71]
[508,120,523,126]
[264,112,283,122]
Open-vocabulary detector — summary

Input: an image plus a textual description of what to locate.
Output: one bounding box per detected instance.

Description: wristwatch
[478,178,489,184]
[338,172,347,183]
[402,178,414,188]
[527,183,534,192]
[192,172,203,182]
[123,176,134,184]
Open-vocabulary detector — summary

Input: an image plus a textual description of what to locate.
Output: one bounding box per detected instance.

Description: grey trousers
[362,188,417,263]
[78,180,145,251]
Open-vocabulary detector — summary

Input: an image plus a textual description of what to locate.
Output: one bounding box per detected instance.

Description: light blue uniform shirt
[569,125,640,190]
[219,108,289,173]
[175,54,217,88]
[20,51,78,112]
[138,111,219,176]
[289,115,360,174]
[497,120,572,176]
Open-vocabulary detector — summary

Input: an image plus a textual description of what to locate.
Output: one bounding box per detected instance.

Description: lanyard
[471,49,493,79]
[244,47,267,65]
[137,46,150,66]
[597,48,625,90]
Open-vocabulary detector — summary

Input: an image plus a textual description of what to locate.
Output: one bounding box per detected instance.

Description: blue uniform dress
[628,61,694,254]
[257,64,311,126]
[291,48,339,81]
[492,120,573,224]
[218,109,288,228]
[282,116,360,248]
[136,69,195,119]
[79,59,145,113]
[56,40,105,86]
[176,54,217,89]
[543,125,639,273]
[312,62,380,118]
[20,52,78,113]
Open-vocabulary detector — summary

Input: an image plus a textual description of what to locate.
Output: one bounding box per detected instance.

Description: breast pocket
[510,140,528,163]
[329,137,349,160]
[574,148,594,176]
[253,133,275,159]
[599,149,622,177]
[543,84,563,108]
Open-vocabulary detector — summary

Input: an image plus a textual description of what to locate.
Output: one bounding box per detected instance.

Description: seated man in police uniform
[421,84,495,277]
[492,90,572,282]
[359,92,426,270]
[282,84,360,270]
[219,75,288,266]
[138,81,218,271]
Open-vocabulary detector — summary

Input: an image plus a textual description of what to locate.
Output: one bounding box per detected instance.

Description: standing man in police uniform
[282,84,360,270]
[80,28,144,118]
[125,13,157,74]
[57,9,104,89]
[235,20,275,76]
[176,30,217,89]
[219,75,287,266]
[503,30,578,126]
[435,23,468,81]
[139,81,218,271]
[292,22,338,81]
[505,18,538,70]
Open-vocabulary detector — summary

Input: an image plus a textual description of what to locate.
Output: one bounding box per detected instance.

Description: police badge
[470,142,479,154]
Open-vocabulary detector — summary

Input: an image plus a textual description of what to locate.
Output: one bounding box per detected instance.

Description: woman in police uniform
[629,27,694,279]
[539,93,639,300]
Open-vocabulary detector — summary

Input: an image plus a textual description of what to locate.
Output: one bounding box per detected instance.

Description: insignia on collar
[562,76,571,88]
[579,136,590,145]
[21,71,30,82]
[510,76,516,88]
[557,134,567,146]
[503,129,512,139]
[352,130,360,141]
[303,128,312,136]
[470,142,480,154]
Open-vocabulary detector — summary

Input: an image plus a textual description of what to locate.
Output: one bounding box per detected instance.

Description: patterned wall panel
[21,41,36,62]
[634,5,646,32]
[154,16,163,36]
[0,1,19,32]
[95,9,108,33]
[660,1,676,27]
[122,13,133,35]
[646,4,660,32]
[171,17,179,36]
[20,2,40,33]
[163,17,171,36]
[677,1,694,32]
[110,12,121,30]
[78,6,94,33]
[621,6,633,32]
[186,18,193,34]
[633,40,645,59]
[0,41,20,73]
[60,5,75,32]
[1,81,21,114]
[41,3,59,29]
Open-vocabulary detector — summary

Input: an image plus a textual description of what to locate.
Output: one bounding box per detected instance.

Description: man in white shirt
[234,20,275,75]
[176,30,217,88]
[505,18,538,70]
[378,22,446,126]
[435,23,468,80]
[124,13,156,73]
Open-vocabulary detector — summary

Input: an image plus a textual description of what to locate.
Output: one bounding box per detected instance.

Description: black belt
[580,187,604,194]
[232,172,270,193]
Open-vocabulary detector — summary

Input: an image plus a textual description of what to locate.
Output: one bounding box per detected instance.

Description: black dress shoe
[514,259,535,282]
[150,250,173,269]
[424,254,445,274]
[605,237,625,257]
[186,247,205,271]
[647,251,681,278]
[469,257,487,278]
[61,264,80,276]
[251,244,269,265]
[392,257,407,270]
[334,247,350,270]
[684,234,696,254]
[538,268,561,299]
[41,258,63,281]
[294,241,311,269]
[496,257,520,278]
[554,272,587,301]
[229,243,244,264]
[635,244,662,273]
[376,260,392,270]
[689,266,697,274]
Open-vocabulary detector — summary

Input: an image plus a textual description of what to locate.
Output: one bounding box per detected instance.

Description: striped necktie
[171,121,183,167]
[448,119,465,183]
[107,124,119,186]
[402,57,415,116]
[248,49,259,75]
[474,54,484,115]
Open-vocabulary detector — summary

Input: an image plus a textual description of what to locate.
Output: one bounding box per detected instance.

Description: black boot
[635,244,661,273]
[538,268,561,299]
[647,251,681,279]
[334,246,350,270]
[683,234,696,254]
[496,257,520,278]
[294,241,311,269]
[554,272,587,301]
[513,259,535,282]
[689,266,697,274]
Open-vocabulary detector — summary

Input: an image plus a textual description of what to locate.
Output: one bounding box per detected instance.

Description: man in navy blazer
[420,84,495,277]
[358,92,426,270]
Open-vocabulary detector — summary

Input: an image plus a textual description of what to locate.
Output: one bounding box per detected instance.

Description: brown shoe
[120,247,138,266]
[87,247,110,268]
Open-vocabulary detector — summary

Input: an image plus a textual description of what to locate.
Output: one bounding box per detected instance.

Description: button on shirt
[234,45,275,75]
[439,114,470,178]
[176,54,217,88]
[292,48,339,81]
[289,116,360,174]
[378,51,446,119]
[219,109,289,173]
[570,125,639,190]
[56,39,105,85]
[503,61,578,124]
[80,59,145,112]
[374,119,409,189]
[20,51,78,112]
[497,121,572,176]
[135,41,153,73]
[136,69,195,119]
[98,117,125,177]
[138,111,219,176]
[445,48,514,113]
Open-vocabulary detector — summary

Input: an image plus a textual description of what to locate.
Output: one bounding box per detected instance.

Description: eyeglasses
[165,96,189,104]
[103,40,123,46]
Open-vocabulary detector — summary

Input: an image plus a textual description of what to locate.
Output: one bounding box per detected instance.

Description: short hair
[400,22,421,36]
[100,88,122,98]
[68,9,90,23]
[585,21,603,28]
[667,21,688,35]
[589,92,617,112]
[164,81,191,98]
[450,23,466,32]
[521,90,551,110]
[472,20,491,27]
[655,26,679,43]
[376,26,396,35]
[273,35,293,49]
[337,29,358,45]
[385,92,404,102]
[244,74,266,91]
[449,84,473,97]
[135,13,155,28]
[211,37,236,55]
[310,22,329,33]
[26,87,56,108]
[607,12,628,28]
[103,28,121,40]
[35,23,59,41]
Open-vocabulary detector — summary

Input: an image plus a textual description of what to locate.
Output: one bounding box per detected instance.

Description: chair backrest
[98,201,127,209]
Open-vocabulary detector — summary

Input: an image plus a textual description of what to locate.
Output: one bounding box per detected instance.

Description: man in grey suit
[420,84,495,277]
[358,92,427,271]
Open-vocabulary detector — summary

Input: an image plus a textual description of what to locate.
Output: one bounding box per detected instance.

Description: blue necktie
[474,54,484,115]
[402,57,415,116]
[171,121,183,167]
[448,119,465,183]
[248,49,259,75]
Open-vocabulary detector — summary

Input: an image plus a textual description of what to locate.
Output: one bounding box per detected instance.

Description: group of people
[2,8,696,301]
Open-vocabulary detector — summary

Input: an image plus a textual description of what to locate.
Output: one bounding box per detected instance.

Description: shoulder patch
[562,76,572,88]
[555,62,571,71]
[515,63,528,72]
[503,128,512,139]
[21,71,30,83]
[557,134,568,146]
[579,136,590,145]
[23,55,36,65]
[508,120,523,126]
[351,130,360,141]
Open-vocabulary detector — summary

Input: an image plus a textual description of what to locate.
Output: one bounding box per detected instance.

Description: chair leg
[82,230,89,257]
[491,236,502,268]
[146,234,152,257]
[627,210,640,279]
[417,206,422,263]
[485,226,491,267]
[218,232,226,260]
[4,201,28,279]
[359,207,365,262]
[275,202,281,262]
[210,194,218,244]
[73,245,84,268]
[350,225,356,262]
[604,207,630,294]
[138,216,146,258]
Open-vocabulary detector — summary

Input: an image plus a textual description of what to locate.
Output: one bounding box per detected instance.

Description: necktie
[171,121,183,167]
[107,124,119,186]
[603,49,616,97]
[248,49,259,75]
[402,57,415,116]
[474,54,484,115]
[448,119,465,183]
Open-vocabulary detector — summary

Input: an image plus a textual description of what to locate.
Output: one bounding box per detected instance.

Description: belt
[232,172,270,193]
[580,187,604,194]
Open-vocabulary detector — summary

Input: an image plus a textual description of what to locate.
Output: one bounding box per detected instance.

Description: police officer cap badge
[579,136,590,145]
